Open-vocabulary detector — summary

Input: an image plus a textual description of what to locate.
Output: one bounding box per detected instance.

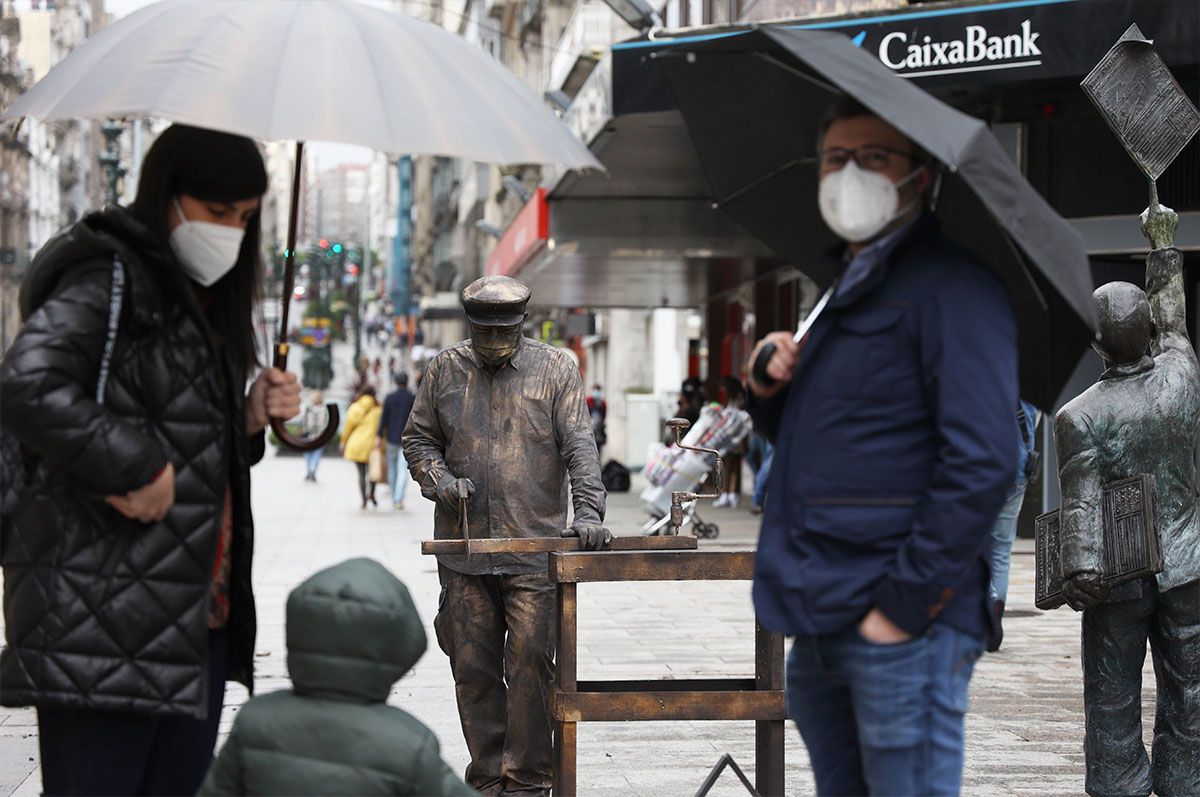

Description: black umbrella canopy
[655,26,1099,410]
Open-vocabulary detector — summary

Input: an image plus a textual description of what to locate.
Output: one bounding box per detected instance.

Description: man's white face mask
[169,197,246,287]
[818,160,923,244]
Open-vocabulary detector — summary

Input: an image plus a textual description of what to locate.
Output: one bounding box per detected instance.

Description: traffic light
[319,238,329,249]
[332,243,343,254]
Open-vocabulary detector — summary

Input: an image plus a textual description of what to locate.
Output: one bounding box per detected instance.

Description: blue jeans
[303,447,323,477]
[987,477,1028,604]
[787,624,985,796]
[753,444,774,507]
[386,442,409,502]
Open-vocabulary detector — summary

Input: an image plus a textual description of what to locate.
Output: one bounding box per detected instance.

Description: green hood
[286,558,427,704]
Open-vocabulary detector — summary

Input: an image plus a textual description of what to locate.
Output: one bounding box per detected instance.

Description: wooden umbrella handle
[270,343,339,452]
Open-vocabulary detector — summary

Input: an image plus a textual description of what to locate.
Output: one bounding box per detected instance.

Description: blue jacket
[749,216,1018,640]
[380,388,416,445]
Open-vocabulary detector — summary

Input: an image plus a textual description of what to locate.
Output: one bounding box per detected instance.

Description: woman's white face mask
[168,198,246,287]
[818,160,923,244]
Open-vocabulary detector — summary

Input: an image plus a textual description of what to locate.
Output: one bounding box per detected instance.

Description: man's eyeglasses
[816,145,917,172]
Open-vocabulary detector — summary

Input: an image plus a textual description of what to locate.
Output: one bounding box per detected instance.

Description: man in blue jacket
[747,97,1018,796]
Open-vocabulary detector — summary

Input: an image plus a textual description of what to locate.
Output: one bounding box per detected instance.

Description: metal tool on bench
[458,478,472,560]
[664,418,724,536]
[750,281,837,388]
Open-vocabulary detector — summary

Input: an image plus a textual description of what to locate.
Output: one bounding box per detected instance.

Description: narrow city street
[0,450,1156,797]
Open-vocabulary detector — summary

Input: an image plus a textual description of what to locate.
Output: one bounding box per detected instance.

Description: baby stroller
[640,405,752,539]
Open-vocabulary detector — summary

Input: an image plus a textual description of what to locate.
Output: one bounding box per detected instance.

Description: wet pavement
[0,451,1157,796]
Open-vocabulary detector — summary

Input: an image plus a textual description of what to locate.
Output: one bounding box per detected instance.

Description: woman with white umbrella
[0,124,300,795]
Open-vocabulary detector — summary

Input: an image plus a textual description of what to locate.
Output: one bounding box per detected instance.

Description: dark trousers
[1081,578,1200,797]
[435,565,556,797]
[355,461,376,506]
[37,628,228,796]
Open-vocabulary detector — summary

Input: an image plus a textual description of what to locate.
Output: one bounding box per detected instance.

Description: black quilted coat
[0,207,261,718]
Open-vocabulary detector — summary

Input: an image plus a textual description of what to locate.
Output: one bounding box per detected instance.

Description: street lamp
[598,0,661,32]
[98,120,126,206]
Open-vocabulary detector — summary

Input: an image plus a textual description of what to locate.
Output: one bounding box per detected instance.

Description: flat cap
[461,276,531,327]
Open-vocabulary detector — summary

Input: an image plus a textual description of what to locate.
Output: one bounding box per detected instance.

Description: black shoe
[986,599,1004,652]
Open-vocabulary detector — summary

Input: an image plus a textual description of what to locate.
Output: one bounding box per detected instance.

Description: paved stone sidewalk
[1,452,1156,796]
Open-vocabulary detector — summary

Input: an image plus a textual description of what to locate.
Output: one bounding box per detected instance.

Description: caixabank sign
[791,0,1198,86]
[612,0,1199,114]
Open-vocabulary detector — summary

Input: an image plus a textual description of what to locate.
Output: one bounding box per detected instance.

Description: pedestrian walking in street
[404,275,609,797]
[750,437,774,516]
[986,399,1039,651]
[378,372,416,509]
[747,98,1018,796]
[341,385,382,509]
[199,558,473,797]
[714,376,747,508]
[0,124,300,796]
[586,383,607,454]
[301,390,327,482]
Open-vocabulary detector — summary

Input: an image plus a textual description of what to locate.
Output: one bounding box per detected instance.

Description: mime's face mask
[470,322,522,366]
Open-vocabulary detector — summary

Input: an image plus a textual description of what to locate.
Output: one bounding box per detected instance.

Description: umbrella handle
[751,343,779,388]
[269,343,340,453]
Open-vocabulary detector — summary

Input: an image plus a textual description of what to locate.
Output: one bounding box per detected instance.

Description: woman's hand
[247,368,302,435]
[107,463,175,523]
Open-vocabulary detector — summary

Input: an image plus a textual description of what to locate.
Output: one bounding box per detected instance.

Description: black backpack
[601,459,630,493]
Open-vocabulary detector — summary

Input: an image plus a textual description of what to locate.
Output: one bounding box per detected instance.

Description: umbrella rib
[752,52,841,97]
[339,0,401,152]
[717,157,805,207]
[267,1,307,143]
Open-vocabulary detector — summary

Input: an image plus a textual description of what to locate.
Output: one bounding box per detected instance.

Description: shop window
[1028,116,1199,218]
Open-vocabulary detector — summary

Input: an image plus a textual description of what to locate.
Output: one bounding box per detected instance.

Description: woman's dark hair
[130,124,268,365]
[356,385,377,401]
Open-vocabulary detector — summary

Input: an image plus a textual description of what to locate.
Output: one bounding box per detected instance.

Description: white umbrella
[2,0,602,450]
[1,0,600,168]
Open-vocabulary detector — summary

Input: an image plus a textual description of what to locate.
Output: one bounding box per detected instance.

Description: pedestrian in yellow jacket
[341,387,382,509]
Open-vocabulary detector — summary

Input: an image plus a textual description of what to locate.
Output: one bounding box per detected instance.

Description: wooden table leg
[755,621,785,796]
[554,582,578,796]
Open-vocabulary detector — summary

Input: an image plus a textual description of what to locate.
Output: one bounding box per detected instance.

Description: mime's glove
[562,519,612,551]
[434,472,475,517]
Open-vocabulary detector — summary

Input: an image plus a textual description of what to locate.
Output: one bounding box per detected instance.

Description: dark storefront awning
[612,0,1199,116]
[503,0,1199,310]
[497,111,780,308]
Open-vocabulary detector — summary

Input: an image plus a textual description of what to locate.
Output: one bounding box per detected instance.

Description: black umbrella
[655,27,1098,410]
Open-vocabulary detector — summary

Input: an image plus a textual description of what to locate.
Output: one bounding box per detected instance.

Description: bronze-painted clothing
[1055,247,1200,591]
[434,566,556,796]
[403,338,606,576]
[1054,246,1200,797]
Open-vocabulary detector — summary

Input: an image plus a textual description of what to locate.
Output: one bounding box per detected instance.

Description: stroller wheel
[695,522,719,539]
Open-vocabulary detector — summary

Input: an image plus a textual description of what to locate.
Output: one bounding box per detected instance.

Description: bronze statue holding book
[1042,24,1200,797]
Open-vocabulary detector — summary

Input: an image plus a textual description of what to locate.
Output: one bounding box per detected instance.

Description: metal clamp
[665,417,724,535]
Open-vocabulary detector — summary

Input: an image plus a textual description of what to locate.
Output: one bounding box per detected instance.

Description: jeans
[303,447,323,478]
[1081,578,1200,797]
[753,444,774,508]
[38,629,228,796]
[387,442,409,501]
[987,477,1028,603]
[787,624,985,796]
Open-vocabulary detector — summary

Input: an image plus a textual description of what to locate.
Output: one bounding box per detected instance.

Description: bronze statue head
[1092,281,1155,366]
